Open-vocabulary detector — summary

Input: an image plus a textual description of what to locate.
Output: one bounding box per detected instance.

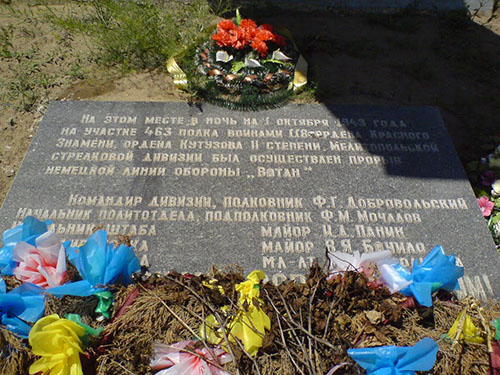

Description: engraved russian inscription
[1,102,498,300]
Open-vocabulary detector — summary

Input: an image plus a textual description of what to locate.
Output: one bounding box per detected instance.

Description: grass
[0,24,14,58]
[0,0,231,112]
[6,48,57,111]
[45,0,228,72]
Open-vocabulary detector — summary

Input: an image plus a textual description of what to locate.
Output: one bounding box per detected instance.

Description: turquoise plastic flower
[348,338,439,375]
[0,278,45,337]
[48,230,140,297]
[380,245,464,307]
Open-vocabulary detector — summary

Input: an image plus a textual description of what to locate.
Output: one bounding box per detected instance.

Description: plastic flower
[235,270,265,305]
[492,180,500,198]
[12,230,67,288]
[201,306,271,357]
[212,29,240,49]
[328,250,394,274]
[239,19,257,29]
[211,16,286,56]
[379,245,464,307]
[0,216,51,275]
[272,33,286,47]
[201,270,270,356]
[447,311,484,344]
[259,23,273,32]
[0,278,45,337]
[232,271,270,356]
[271,50,291,61]
[251,39,268,57]
[347,337,439,375]
[218,19,237,32]
[230,304,270,356]
[150,340,231,375]
[254,28,274,42]
[239,22,257,44]
[212,19,246,49]
[29,314,85,375]
[47,229,140,297]
[478,196,495,217]
[215,51,233,63]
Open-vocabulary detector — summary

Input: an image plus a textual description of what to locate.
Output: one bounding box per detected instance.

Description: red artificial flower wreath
[212,19,286,57]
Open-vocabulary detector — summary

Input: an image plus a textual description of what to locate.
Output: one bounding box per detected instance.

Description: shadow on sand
[236,5,499,179]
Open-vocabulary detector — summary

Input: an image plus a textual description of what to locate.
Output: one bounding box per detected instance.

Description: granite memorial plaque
[0,101,498,300]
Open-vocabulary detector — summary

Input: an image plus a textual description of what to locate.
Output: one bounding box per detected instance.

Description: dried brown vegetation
[1,266,498,375]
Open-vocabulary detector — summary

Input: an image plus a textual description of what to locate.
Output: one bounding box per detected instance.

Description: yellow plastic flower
[230,304,271,356]
[201,305,270,356]
[200,270,270,356]
[235,270,265,305]
[29,314,86,375]
[447,311,485,344]
[200,305,230,344]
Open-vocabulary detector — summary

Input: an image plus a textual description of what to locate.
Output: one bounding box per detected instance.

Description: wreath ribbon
[166,57,188,90]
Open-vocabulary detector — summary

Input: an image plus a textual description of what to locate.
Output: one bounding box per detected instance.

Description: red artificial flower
[251,39,268,57]
[239,20,257,45]
[239,19,257,29]
[212,31,229,47]
[259,24,274,32]
[211,17,286,55]
[273,34,286,47]
[217,19,237,31]
[254,29,274,42]
[212,29,239,48]
[234,28,251,49]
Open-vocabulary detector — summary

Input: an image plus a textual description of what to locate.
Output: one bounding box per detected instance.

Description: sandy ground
[0,3,499,205]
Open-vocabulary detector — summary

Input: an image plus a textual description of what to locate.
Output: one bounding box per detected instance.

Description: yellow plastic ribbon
[166,57,188,91]
[447,311,485,344]
[200,270,270,356]
[29,314,85,375]
[235,270,265,305]
[278,28,308,91]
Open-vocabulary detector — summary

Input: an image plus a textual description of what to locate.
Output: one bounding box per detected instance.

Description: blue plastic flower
[47,230,140,297]
[0,216,51,275]
[348,337,439,375]
[0,278,45,337]
[380,245,464,307]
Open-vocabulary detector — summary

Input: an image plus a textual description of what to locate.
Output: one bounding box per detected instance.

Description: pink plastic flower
[12,231,67,288]
[478,196,495,217]
[150,340,231,375]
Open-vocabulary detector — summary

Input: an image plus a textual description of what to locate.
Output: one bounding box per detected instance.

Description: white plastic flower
[328,250,395,273]
[493,222,500,237]
[215,51,233,63]
[271,50,291,61]
[244,58,263,68]
[491,180,500,198]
